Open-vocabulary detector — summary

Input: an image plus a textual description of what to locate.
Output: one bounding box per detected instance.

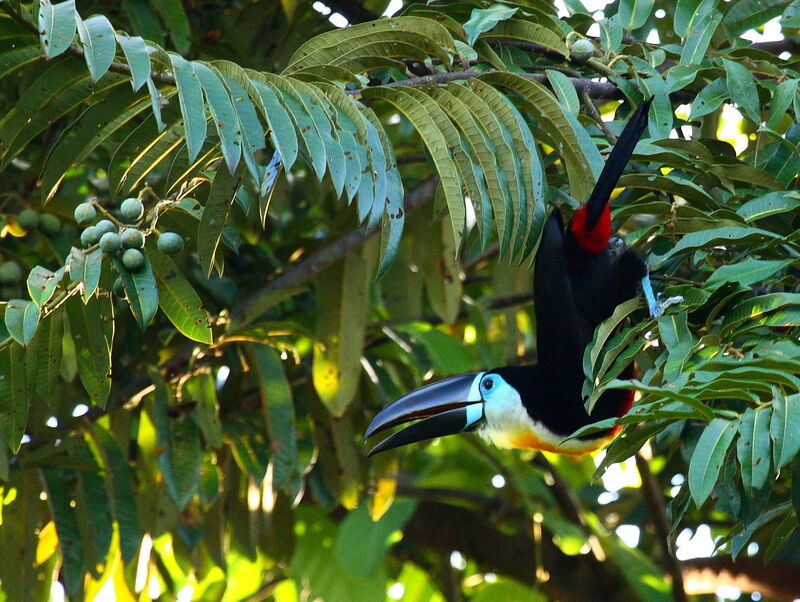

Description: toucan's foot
[641,274,684,318]
[649,295,684,318]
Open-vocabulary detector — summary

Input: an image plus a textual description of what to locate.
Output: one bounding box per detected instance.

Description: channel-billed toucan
[366,97,673,456]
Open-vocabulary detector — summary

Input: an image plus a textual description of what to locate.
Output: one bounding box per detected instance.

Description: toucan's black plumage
[366,99,656,456]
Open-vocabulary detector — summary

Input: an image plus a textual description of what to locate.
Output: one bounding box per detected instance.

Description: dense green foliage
[1,0,800,599]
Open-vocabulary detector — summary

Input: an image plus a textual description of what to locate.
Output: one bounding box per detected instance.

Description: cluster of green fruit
[74,198,184,272]
[16,208,61,236]
[0,259,22,299]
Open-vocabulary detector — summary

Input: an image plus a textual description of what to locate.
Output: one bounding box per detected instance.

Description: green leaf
[151,0,191,53]
[737,191,800,221]
[765,79,798,130]
[583,298,642,411]
[723,59,761,124]
[25,310,64,402]
[723,0,786,36]
[0,61,125,167]
[115,33,150,91]
[442,80,527,256]
[71,443,112,566]
[285,17,455,73]
[782,0,800,25]
[5,299,40,346]
[723,293,800,329]
[27,265,65,307]
[242,69,298,171]
[737,406,773,495]
[0,38,42,81]
[674,0,702,36]
[479,72,593,202]
[0,343,29,452]
[67,247,103,302]
[150,368,201,511]
[396,323,476,375]
[680,7,722,65]
[706,258,794,289]
[262,73,327,180]
[657,312,697,381]
[76,14,115,82]
[145,75,166,132]
[639,75,672,138]
[479,19,568,58]
[40,468,84,594]
[312,249,373,417]
[688,418,738,507]
[110,109,185,199]
[731,503,790,560]
[463,5,518,45]
[113,255,158,328]
[41,87,154,203]
[764,512,796,563]
[249,344,299,495]
[771,392,800,470]
[38,0,76,58]
[291,80,349,199]
[690,78,728,119]
[291,507,387,602]
[649,227,779,268]
[193,62,242,174]
[429,84,508,252]
[182,373,222,448]
[361,87,464,250]
[198,164,242,277]
[169,54,207,162]
[413,214,463,324]
[86,424,142,563]
[666,64,701,93]
[545,70,579,115]
[618,0,654,30]
[145,238,212,344]
[221,68,267,181]
[598,15,623,53]
[65,294,112,406]
[609,540,671,602]
[335,500,417,578]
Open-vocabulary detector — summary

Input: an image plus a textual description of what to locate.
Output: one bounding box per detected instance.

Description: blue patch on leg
[642,274,684,318]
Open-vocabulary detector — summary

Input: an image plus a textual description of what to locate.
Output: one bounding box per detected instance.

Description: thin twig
[651,274,703,287]
[581,90,617,144]
[635,452,688,602]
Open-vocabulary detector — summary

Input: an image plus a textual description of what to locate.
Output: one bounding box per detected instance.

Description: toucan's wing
[533,209,588,371]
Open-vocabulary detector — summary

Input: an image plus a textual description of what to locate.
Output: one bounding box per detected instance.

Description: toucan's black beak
[585,96,654,228]
[365,372,485,456]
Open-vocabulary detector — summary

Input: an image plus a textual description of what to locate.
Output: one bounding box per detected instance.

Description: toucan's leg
[641,273,683,318]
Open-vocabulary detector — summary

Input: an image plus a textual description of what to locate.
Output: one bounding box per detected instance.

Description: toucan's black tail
[585,97,653,228]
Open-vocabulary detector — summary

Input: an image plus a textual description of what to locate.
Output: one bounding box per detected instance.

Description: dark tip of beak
[367,406,477,456]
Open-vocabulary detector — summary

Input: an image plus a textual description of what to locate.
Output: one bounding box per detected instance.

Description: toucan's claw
[641,274,684,318]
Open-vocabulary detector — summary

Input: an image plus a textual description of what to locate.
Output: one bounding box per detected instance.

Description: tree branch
[682,556,800,599]
[635,452,687,602]
[400,500,800,601]
[231,178,439,327]
[401,500,635,601]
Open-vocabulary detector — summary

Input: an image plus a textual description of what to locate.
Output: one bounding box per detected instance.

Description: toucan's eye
[483,378,494,390]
